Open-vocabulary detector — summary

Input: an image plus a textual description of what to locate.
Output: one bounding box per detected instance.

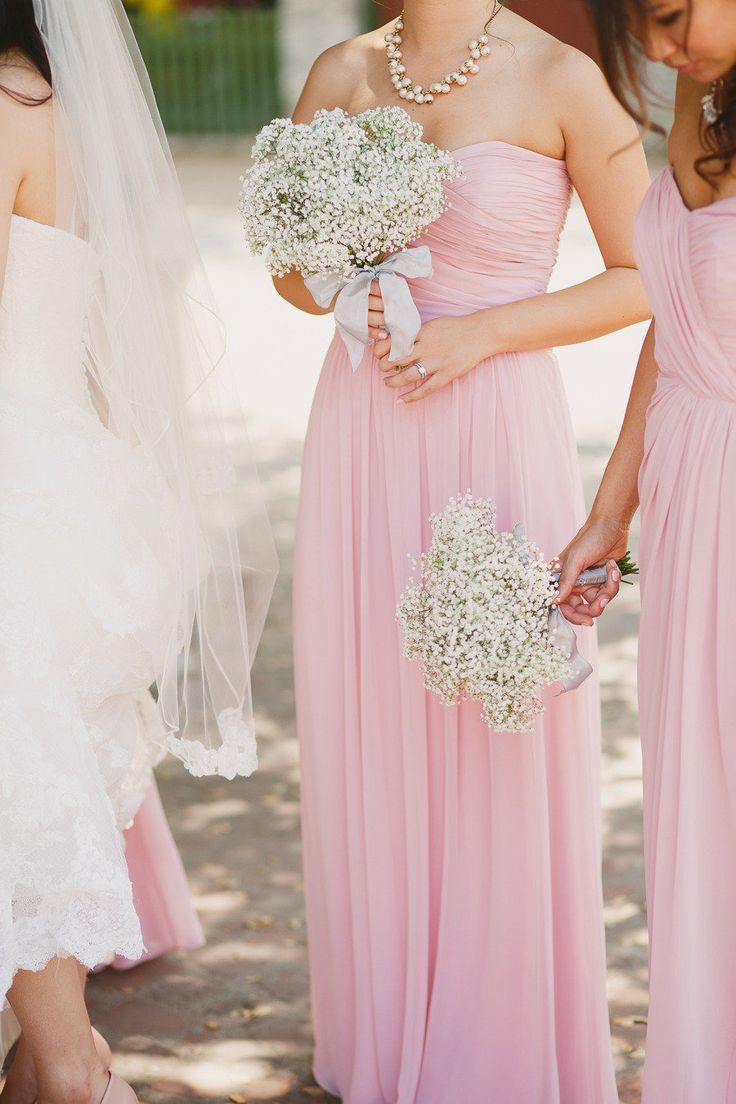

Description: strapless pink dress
[635,167,736,1102]
[293,142,617,1103]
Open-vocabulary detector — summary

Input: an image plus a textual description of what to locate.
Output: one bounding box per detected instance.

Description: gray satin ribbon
[511,525,594,694]
[305,246,434,371]
[548,608,594,692]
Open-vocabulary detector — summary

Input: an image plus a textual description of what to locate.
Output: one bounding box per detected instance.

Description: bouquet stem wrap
[305,245,434,370]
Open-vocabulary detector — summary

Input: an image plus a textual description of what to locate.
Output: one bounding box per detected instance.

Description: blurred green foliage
[128,7,280,132]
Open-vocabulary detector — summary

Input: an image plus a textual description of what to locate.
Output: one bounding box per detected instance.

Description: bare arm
[555,321,659,623]
[378,51,653,399]
[481,51,652,355]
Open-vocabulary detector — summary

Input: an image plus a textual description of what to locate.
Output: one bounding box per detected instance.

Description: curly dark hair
[0,0,52,105]
[586,0,736,179]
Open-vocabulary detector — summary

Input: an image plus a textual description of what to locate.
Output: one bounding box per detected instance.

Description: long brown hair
[0,0,52,106]
[585,0,736,178]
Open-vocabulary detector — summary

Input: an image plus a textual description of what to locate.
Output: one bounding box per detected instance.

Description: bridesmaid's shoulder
[493,9,610,115]
[293,29,385,120]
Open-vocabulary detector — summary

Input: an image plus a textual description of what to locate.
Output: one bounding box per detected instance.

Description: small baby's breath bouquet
[397,494,601,733]
[239,106,462,369]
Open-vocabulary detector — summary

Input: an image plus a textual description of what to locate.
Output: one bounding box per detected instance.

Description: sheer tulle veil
[32,0,277,777]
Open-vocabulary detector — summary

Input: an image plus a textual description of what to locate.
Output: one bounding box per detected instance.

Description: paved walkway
[86,145,649,1102]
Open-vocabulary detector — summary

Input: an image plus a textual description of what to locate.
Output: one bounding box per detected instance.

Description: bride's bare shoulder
[292,28,385,122]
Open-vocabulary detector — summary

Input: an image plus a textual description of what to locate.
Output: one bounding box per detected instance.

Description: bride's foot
[35,1058,109,1104]
[0,1030,112,1104]
[90,1030,112,1072]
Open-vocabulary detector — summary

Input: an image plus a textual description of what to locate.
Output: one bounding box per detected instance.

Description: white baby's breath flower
[238,106,462,280]
[397,493,573,733]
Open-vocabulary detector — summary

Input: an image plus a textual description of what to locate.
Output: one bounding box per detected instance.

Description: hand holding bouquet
[397,494,637,733]
[239,106,462,369]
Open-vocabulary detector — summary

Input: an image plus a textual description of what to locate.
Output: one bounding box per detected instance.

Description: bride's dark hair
[0,0,52,104]
[586,0,736,179]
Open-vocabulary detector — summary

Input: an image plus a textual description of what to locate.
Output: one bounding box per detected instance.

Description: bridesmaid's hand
[555,517,628,626]
[375,314,490,402]
[368,280,389,341]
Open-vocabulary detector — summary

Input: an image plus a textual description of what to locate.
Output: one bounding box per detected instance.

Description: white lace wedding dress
[0,214,183,1003]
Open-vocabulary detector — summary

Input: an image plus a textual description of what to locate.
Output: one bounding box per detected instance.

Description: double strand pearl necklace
[384,12,492,106]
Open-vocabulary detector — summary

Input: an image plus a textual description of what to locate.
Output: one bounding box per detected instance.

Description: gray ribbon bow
[305,246,434,371]
[547,608,594,692]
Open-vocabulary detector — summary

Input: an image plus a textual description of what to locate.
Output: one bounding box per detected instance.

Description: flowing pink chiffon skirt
[636,168,736,1102]
[293,143,617,1103]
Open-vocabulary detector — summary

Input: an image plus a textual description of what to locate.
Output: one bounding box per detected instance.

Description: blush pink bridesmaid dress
[293,142,618,1103]
[635,166,736,1102]
[112,780,204,970]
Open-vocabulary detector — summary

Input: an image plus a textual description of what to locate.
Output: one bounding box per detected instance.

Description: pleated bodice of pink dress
[293,142,618,1104]
[635,166,736,1103]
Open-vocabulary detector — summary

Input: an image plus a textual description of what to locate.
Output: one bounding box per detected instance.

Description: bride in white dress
[0,2,276,1101]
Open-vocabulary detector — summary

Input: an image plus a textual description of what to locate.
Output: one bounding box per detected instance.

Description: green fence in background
[129,9,281,133]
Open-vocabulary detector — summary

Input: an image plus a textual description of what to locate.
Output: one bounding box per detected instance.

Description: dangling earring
[702,78,725,126]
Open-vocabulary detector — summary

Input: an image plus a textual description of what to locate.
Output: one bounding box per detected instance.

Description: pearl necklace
[384,12,492,106]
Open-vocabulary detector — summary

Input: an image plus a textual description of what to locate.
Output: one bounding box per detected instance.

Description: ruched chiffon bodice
[0,215,98,411]
[294,142,617,1104]
[634,166,736,1102]
[410,141,572,321]
[635,166,736,399]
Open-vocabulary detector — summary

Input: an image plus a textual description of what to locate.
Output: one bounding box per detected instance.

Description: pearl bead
[470,39,479,50]
[384,32,394,42]
[399,88,408,98]
[479,34,489,44]
[480,45,491,56]
[441,83,451,93]
[415,92,425,103]
[470,63,480,74]
[405,91,415,101]
[456,74,468,85]
[393,33,402,43]
[386,44,397,56]
[425,93,434,103]
[397,63,406,74]
[449,72,459,82]
[402,76,412,86]
[471,48,481,59]
[389,59,399,70]
[413,84,422,94]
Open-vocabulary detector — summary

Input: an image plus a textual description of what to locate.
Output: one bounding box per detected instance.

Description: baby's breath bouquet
[239,106,462,369]
[397,494,590,733]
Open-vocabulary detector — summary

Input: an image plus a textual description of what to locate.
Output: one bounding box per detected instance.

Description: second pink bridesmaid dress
[293,143,618,1103]
[114,780,204,970]
[635,167,736,1102]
